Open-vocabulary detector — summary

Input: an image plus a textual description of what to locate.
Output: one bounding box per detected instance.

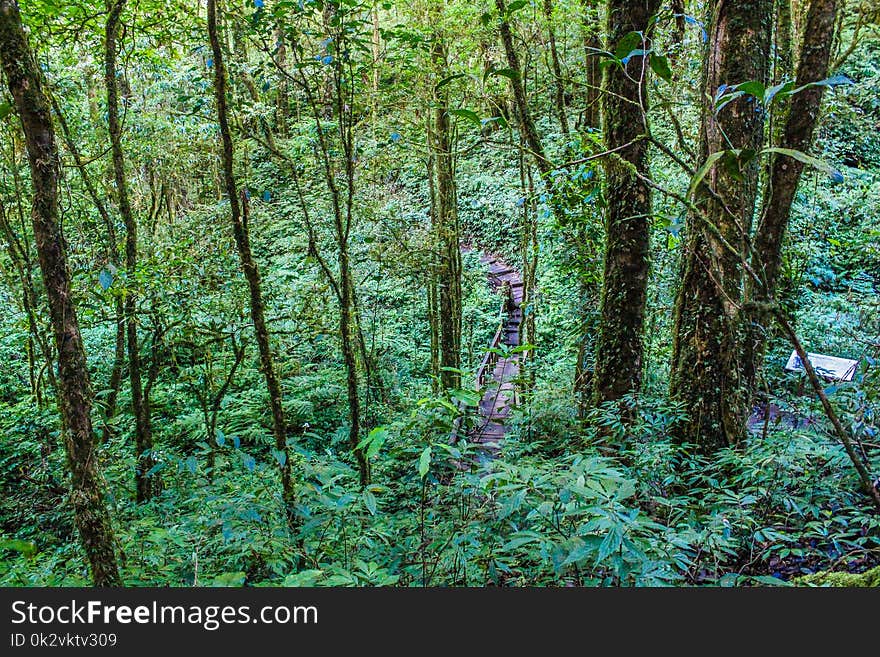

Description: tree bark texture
[592,0,659,413]
[207,0,297,526]
[0,0,121,586]
[669,0,772,451]
[105,0,155,501]
[743,0,838,392]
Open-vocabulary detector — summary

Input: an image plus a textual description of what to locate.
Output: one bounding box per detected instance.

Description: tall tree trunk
[743,0,838,392]
[0,196,57,400]
[105,0,155,501]
[496,0,553,179]
[51,96,126,443]
[580,0,602,129]
[769,0,794,149]
[669,0,772,452]
[592,0,659,415]
[431,36,462,391]
[542,0,569,137]
[207,0,297,527]
[0,0,121,586]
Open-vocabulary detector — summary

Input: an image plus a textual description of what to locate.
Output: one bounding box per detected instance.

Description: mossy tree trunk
[542,0,569,138]
[0,0,121,586]
[430,36,462,391]
[743,0,839,393]
[592,0,659,416]
[51,96,126,444]
[207,0,298,526]
[580,0,602,129]
[669,0,772,451]
[106,0,156,501]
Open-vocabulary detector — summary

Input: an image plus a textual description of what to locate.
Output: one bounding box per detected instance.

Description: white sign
[784,351,858,382]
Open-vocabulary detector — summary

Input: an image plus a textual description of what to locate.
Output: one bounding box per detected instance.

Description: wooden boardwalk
[468,252,524,459]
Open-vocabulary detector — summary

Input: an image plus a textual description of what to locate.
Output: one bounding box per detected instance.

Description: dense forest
[0,0,879,587]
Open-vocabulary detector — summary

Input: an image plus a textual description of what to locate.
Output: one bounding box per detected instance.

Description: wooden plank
[784,351,858,382]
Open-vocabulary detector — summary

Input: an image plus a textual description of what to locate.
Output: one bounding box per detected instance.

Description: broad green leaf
[418,446,432,478]
[362,489,377,515]
[449,108,481,128]
[435,73,466,91]
[649,53,672,81]
[0,538,36,557]
[449,388,481,406]
[283,570,324,586]
[212,571,246,587]
[614,31,643,60]
[735,80,766,100]
[687,150,726,199]
[762,147,844,182]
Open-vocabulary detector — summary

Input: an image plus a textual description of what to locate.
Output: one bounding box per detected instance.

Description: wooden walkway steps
[467,252,524,460]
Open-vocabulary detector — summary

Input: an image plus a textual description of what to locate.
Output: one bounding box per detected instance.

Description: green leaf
[282,569,324,586]
[0,538,37,557]
[98,269,113,291]
[688,150,726,199]
[449,388,481,407]
[735,80,766,100]
[435,72,466,91]
[649,53,672,81]
[596,528,622,563]
[362,489,377,515]
[271,448,287,466]
[449,108,482,127]
[751,575,792,587]
[418,446,432,478]
[212,571,246,587]
[505,0,527,15]
[789,74,853,96]
[357,426,388,459]
[0,102,11,121]
[486,67,519,82]
[762,147,843,182]
[763,80,794,106]
[614,31,643,60]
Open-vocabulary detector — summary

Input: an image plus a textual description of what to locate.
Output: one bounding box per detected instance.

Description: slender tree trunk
[51,96,126,443]
[592,0,659,415]
[496,0,553,180]
[431,36,462,391]
[105,0,155,500]
[769,0,794,149]
[669,0,772,451]
[580,0,602,129]
[543,0,569,137]
[743,0,838,392]
[207,0,297,527]
[0,0,121,586]
[0,197,57,399]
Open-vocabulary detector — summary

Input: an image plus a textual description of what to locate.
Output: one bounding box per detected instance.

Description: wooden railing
[450,285,513,443]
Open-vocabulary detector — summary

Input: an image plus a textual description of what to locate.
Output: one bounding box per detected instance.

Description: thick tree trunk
[743,0,838,392]
[669,0,772,451]
[0,0,121,586]
[207,0,297,527]
[592,0,659,414]
[431,37,462,391]
[105,0,155,500]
